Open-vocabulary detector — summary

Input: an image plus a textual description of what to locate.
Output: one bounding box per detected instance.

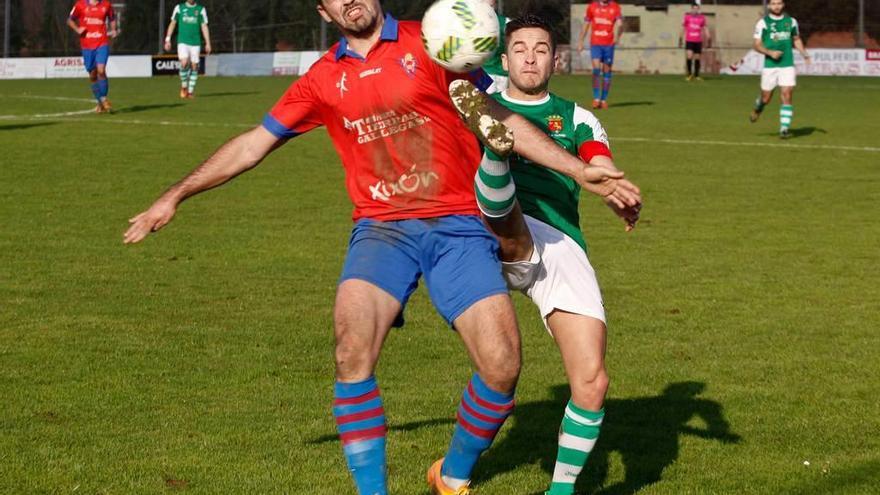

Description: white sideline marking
[0,94,96,103]
[31,117,253,129]
[0,109,97,120]
[615,136,880,153]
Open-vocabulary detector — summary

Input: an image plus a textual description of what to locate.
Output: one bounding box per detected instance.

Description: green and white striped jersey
[491,91,610,252]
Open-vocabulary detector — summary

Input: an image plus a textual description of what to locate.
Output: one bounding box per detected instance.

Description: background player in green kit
[164,0,212,98]
[481,0,510,93]
[749,0,810,138]
[462,14,641,495]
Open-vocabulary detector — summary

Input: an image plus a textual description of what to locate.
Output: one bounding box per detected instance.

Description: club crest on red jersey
[547,115,564,133]
[400,53,418,78]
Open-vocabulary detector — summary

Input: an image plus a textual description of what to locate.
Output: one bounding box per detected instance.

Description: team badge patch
[400,53,418,78]
[547,115,564,133]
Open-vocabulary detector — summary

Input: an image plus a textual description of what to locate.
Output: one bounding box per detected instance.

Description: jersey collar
[500,90,551,106]
[335,14,399,62]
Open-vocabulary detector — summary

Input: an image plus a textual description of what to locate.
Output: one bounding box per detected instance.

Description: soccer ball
[421,0,501,73]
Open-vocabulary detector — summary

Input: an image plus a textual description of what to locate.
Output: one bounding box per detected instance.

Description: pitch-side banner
[723,49,880,77]
[272,51,321,76]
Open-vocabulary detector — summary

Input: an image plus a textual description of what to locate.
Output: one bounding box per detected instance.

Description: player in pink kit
[67,0,117,113]
[680,1,710,81]
[125,1,640,494]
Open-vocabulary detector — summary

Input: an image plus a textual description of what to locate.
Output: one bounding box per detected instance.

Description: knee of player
[571,364,609,399]
[477,348,521,391]
[333,338,375,377]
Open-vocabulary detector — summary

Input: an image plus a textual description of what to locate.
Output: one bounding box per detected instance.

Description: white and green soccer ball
[421,0,501,73]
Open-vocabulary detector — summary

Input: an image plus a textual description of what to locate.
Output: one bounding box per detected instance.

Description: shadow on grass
[0,122,58,131]
[476,381,741,495]
[114,103,186,115]
[608,101,655,108]
[762,126,828,138]
[197,91,261,98]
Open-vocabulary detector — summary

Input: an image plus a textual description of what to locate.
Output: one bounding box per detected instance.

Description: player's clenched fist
[124,199,177,244]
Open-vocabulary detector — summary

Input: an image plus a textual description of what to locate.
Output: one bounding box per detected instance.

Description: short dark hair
[505,14,557,53]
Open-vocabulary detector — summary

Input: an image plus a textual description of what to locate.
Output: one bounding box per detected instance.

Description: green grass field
[2,73,879,494]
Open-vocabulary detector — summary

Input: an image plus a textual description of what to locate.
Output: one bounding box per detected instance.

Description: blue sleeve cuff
[261,113,299,139]
[470,69,493,93]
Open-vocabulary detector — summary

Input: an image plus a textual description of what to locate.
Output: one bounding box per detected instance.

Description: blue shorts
[82,45,110,73]
[340,215,507,328]
[590,44,615,66]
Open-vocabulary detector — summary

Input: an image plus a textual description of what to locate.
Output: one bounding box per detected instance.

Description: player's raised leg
[545,311,608,495]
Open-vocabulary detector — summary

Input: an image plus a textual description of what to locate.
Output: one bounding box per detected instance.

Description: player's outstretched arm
[164,20,176,52]
[487,99,641,210]
[123,126,282,244]
[794,36,810,64]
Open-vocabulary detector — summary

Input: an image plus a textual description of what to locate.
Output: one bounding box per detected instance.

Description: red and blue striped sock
[334,376,387,495]
[97,78,109,99]
[591,68,602,100]
[601,72,613,101]
[441,373,515,488]
[90,82,101,103]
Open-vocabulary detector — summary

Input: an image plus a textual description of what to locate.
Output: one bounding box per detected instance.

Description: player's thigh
[779,67,796,90]
[760,68,779,92]
[82,49,97,73]
[420,215,508,327]
[686,49,695,58]
[334,279,401,362]
[454,293,520,387]
[177,43,192,64]
[339,218,422,326]
[548,310,607,402]
[523,216,606,332]
[95,45,109,68]
[188,45,201,64]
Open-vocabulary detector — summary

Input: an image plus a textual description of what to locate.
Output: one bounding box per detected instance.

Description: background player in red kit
[67,0,117,113]
[577,0,622,109]
[124,1,640,494]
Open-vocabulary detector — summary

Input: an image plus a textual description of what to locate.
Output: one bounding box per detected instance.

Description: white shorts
[503,215,606,332]
[177,43,201,62]
[761,66,796,91]
[486,74,509,95]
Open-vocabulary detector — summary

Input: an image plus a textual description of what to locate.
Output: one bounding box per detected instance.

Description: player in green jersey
[454,14,641,495]
[164,0,212,99]
[749,0,810,138]
[481,0,510,93]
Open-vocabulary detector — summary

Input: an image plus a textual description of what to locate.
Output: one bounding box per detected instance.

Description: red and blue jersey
[262,15,492,222]
[69,0,115,50]
[585,1,622,46]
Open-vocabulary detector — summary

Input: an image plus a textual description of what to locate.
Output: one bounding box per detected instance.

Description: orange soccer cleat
[426,458,471,495]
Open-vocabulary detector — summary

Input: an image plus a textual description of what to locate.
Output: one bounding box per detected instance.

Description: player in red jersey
[67,0,117,113]
[577,0,622,109]
[124,1,640,493]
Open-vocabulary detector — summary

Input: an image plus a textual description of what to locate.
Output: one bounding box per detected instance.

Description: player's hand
[124,199,178,244]
[108,29,118,39]
[76,27,86,35]
[769,50,783,60]
[164,41,172,52]
[605,197,641,232]
[576,166,642,210]
[205,44,212,55]
[803,54,811,65]
[577,41,585,53]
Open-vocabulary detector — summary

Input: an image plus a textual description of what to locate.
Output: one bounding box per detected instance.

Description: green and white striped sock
[179,66,190,88]
[188,68,199,94]
[474,149,515,218]
[780,104,793,130]
[546,402,604,495]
